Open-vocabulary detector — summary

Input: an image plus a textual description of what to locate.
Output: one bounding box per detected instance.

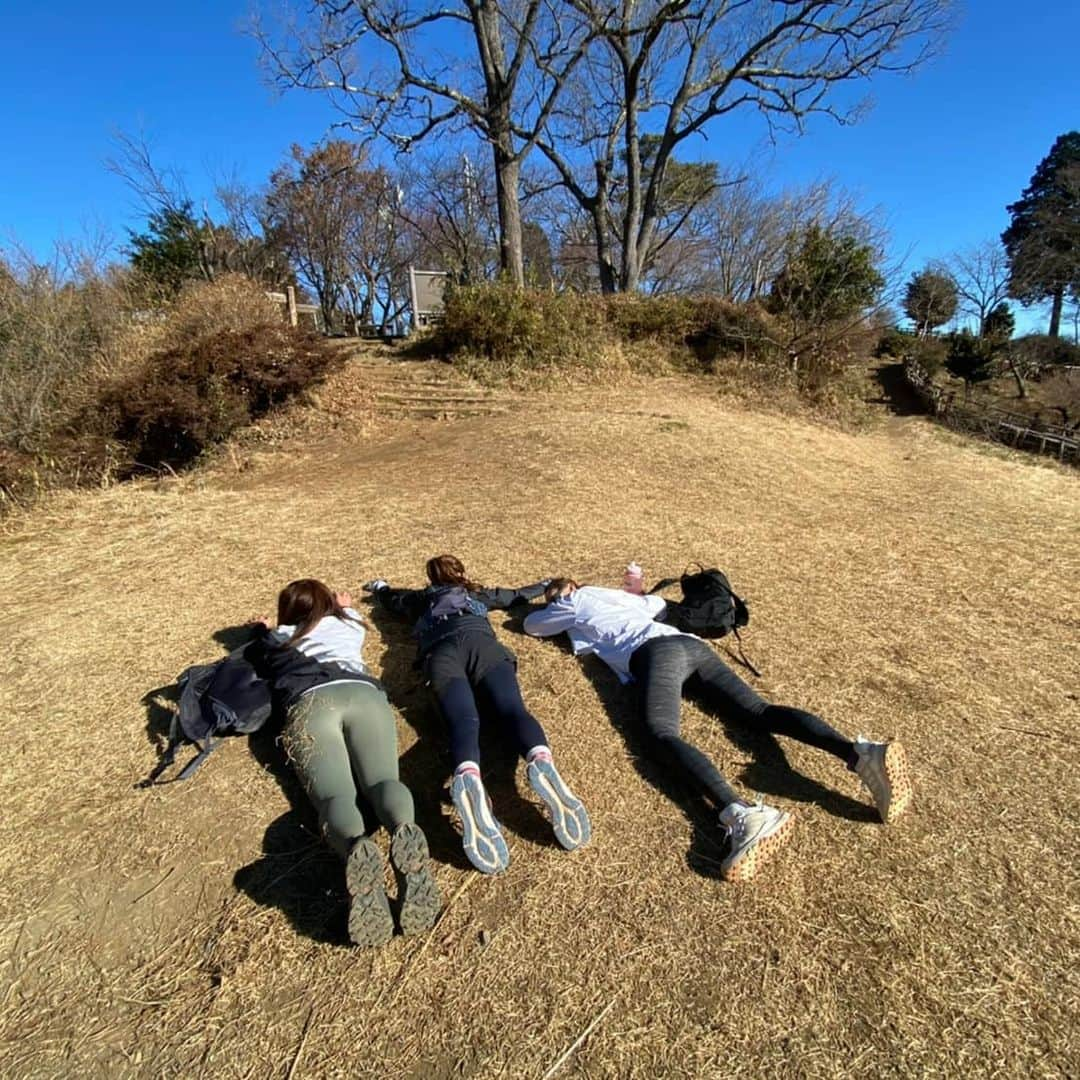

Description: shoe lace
[722,796,764,845]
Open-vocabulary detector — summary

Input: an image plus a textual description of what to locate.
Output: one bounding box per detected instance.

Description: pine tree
[1002,132,1080,338]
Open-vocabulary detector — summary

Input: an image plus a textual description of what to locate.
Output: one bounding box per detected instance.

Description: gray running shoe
[718,799,793,883]
[390,822,442,936]
[345,837,394,947]
[853,738,912,823]
[450,769,510,874]
[527,757,592,851]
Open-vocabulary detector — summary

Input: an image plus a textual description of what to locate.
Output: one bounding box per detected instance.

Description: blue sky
[1,2,1077,329]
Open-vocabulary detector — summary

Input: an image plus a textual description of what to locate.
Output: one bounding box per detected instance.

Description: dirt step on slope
[348,351,519,421]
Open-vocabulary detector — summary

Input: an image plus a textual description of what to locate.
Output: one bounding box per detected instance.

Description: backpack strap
[138,713,219,787]
[175,737,219,781]
[728,627,761,678]
[648,577,680,594]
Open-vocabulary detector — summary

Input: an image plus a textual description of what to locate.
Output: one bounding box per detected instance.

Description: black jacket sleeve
[372,585,429,620]
[472,580,551,611]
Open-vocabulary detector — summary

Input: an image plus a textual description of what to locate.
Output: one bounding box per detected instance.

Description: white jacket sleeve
[523,602,577,638]
[641,593,667,618]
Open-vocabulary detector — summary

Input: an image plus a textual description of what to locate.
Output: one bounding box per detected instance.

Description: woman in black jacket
[255,579,440,947]
[365,554,590,874]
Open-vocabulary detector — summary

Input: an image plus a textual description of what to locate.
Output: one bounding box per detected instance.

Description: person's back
[271,608,369,675]
[527,573,914,884]
[256,579,440,946]
[525,584,682,682]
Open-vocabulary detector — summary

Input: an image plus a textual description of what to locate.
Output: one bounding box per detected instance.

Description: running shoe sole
[450,771,510,874]
[721,811,794,883]
[390,823,442,936]
[527,758,592,851]
[345,837,394,947]
[879,742,913,824]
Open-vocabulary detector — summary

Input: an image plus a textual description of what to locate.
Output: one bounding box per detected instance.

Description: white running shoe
[718,799,793,883]
[853,738,912,824]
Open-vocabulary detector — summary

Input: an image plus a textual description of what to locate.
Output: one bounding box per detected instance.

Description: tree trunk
[492,142,524,286]
[590,162,617,294]
[1049,286,1064,337]
[593,215,617,294]
[1007,356,1027,399]
[620,85,643,293]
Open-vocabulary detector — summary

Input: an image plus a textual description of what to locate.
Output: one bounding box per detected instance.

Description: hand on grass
[334,590,354,609]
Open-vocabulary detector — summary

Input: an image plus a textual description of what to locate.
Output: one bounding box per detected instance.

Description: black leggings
[427,633,548,770]
[628,634,853,808]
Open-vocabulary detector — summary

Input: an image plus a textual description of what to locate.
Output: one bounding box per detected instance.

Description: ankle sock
[525,745,552,764]
[454,761,481,778]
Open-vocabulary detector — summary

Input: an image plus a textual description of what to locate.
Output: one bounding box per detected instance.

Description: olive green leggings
[283,681,414,858]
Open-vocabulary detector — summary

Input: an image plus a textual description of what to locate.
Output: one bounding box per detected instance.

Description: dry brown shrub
[101,273,283,382]
[1,272,291,503]
[93,323,339,476]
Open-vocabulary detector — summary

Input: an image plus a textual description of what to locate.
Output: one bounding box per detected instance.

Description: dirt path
[1,370,1077,1078]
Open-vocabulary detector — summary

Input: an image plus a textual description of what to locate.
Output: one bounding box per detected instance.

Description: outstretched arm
[363,581,427,620]
[473,579,552,611]
[523,601,577,638]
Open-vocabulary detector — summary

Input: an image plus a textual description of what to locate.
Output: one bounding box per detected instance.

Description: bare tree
[265,140,410,331]
[254,0,595,286]
[108,133,286,290]
[532,0,949,292]
[399,152,502,285]
[948,242,1010,335]
[645,176,877,299]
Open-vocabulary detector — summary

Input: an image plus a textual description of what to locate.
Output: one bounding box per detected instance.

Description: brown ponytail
[425,554,480,592]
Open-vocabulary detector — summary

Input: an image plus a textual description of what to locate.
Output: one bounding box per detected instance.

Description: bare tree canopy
[108,133,288,292]
[265,140,410,331]
[255,0,595,285]
[533,0,951,291]
[256,0,949,293]
[948,241,1010,335]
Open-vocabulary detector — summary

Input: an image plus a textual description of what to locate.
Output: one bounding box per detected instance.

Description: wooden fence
[266,287,323,331]
[904,361,1079,464]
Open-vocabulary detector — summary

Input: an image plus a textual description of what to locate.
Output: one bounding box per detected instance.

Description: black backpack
[141,643,273,786]
[650,565,759,675]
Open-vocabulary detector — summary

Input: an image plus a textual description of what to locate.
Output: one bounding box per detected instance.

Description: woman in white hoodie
[524,579,912,883]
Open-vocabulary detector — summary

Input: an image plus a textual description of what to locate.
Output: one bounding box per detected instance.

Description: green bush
[94,323,338,475]
[434,284,782,377]
[944,329,996,388]
[767,225,884,325]
[602,294,697,341]
[671,298,777,368]
[1006,333,1080,374]
[907,335,947,376]
[876,325,916,359]
[433,281,609,376]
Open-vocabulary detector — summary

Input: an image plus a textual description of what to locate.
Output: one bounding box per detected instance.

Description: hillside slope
[1,367,1077,1078]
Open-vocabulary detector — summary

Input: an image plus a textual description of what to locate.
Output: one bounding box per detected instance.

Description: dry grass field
[0,356,1077,1078]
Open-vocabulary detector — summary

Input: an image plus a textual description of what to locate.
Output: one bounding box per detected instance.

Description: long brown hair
[276,578,363,646]
[425,554,480,592]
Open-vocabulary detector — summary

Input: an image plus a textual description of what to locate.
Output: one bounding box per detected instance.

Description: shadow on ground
[869,361,929,416]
